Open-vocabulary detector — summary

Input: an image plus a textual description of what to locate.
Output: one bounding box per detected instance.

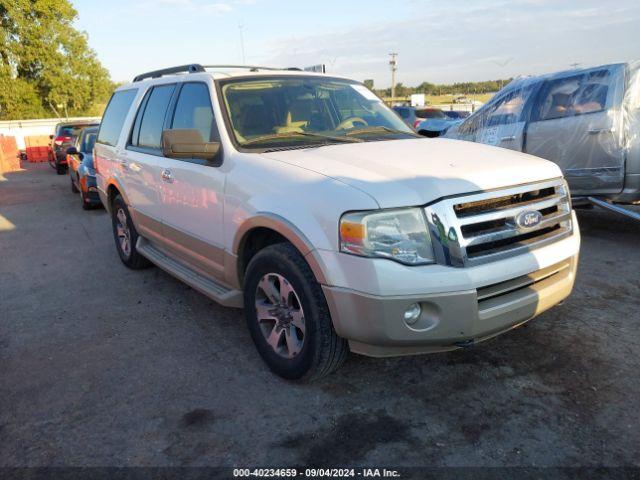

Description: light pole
[389,52,398,101]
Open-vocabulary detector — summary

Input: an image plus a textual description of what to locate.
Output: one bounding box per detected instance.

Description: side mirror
[66,147,78,155]
[161,129,220,162]
[49,134,54,140]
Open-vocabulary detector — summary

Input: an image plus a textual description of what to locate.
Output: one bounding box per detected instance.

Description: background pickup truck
[445,62,640,208]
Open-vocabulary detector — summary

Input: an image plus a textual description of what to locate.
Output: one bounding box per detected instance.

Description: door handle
[588,128,614,135]
[500,135,516,142]
[161,169,174,183]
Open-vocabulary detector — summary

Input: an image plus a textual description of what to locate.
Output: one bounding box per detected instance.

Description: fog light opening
[403,303,422,326]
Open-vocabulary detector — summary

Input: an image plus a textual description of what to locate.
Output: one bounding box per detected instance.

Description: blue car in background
[415,108,463,137]
[392,105,430,130]
[66,126,101,210]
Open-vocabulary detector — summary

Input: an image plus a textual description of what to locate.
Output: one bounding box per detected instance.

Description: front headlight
[340,208,435,265]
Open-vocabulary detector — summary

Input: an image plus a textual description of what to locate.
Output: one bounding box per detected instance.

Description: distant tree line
[363,78,513,98]
[0,0,114,120]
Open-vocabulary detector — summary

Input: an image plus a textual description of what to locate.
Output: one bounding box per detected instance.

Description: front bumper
[81,177,101,204]
[319,212,581,357]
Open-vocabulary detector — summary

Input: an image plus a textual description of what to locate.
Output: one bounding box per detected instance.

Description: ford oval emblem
[516,210,542,229]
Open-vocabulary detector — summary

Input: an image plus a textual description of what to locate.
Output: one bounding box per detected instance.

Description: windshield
[220,76,415,149]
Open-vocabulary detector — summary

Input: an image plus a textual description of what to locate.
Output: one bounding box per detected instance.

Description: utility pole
[570,62,580,69]
[238,22,246,64]
[389,52,398,101]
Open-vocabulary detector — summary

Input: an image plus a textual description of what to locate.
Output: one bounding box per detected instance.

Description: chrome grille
[425,179,572,267]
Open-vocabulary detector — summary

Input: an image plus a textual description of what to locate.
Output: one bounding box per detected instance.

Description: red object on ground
[26,146,49,163]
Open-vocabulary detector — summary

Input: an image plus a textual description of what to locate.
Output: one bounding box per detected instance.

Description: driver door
[470,84,538,152]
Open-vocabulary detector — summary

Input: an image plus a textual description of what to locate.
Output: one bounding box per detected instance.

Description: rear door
[124,83,176,242]
[525,66,625,195]
[155,81,226,280]
[95,88,138,201]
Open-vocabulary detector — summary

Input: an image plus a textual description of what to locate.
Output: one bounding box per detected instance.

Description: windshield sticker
[351,85,381,102]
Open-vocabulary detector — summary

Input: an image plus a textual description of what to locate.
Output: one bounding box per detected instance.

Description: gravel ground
[1,163,639,471]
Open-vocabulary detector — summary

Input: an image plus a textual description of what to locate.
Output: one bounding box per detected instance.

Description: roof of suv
[119,64,351,91]
[56,120,100,128]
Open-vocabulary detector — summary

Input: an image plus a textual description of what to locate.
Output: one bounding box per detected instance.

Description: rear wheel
[111,194,150,269]
[56,163,67,175]
[244,243,348,381]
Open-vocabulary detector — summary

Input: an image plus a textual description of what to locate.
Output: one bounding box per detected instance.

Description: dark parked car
[415,108,463,137]
[444,110,470,119]
[49,120,99,174]
[67,127,101,209]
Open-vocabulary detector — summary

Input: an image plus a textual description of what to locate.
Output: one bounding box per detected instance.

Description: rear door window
[533,70,610,122]
[170,83,218,142]
[82,132,97,153]
[136,84,176,150]
[97,89,138,146]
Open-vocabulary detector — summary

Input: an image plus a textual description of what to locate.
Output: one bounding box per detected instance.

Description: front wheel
[56,164,67,175]
[80,189,91,210]
[111,194,150,269]
[244,243,348,381]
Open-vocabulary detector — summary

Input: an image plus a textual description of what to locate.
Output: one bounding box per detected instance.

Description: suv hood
[263,138,562,208]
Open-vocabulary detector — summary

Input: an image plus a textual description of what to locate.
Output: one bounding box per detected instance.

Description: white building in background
[0,117,100,150]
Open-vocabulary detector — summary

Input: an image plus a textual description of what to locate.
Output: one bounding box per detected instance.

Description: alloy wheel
[115,208,132,257]
[255,273,306,359]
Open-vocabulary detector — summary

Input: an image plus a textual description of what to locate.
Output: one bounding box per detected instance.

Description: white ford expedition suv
[95,64,580,381]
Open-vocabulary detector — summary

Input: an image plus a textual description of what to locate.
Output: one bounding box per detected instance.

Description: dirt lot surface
[1,163,639,471]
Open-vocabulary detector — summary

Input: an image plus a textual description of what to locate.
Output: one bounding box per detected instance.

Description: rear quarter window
[97,89,138,147]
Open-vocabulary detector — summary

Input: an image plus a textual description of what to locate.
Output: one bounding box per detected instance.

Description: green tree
[0,0,114,120]
[363,79,374,90]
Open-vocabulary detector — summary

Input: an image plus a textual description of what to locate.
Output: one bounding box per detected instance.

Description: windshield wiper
[242,131,363,146]
[343,126,419,137]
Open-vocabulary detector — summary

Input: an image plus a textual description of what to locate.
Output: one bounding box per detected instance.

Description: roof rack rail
[201,64,290,72]
[133,64,205,82]
[132,64,314,82]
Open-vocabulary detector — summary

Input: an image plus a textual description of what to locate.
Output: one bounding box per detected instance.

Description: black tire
[80,189,91,210]
[111,194,150,269]
[56,164,67,175]
[244,243,348,381]
[70,176,79,193]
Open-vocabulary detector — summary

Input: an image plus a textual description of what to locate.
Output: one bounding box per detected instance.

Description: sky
[73,0,640,87]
